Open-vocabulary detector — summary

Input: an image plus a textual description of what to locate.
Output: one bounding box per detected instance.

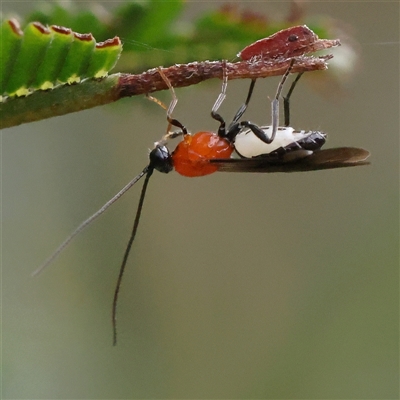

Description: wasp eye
[149,145,174,174]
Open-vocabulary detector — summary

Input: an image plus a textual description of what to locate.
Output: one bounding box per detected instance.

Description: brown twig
[1,55,334,129]
[118,55,333,97]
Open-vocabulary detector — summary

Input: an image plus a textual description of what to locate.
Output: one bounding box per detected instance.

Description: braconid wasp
[33,58,370,345]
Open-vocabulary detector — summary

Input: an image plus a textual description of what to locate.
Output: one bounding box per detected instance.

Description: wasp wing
[210,147,370,173]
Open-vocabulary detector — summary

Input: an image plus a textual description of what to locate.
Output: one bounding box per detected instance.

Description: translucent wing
[210,147,370,173]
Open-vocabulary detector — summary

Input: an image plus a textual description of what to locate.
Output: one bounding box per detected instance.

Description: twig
[1,55,332,129]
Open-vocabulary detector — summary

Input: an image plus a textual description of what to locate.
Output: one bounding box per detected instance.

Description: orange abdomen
[172,132,233,177]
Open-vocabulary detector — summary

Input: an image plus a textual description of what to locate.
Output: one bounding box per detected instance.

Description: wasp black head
[149,145,174,174]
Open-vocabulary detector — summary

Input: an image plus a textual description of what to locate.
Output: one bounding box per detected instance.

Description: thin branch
[1,55,332,129]
[119,55,333,96]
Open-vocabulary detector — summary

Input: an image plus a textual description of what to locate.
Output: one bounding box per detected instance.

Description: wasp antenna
[112,167,154,346]
[32,166,150,277]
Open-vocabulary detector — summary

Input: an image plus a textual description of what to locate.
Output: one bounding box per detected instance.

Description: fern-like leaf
[0,19,122,100]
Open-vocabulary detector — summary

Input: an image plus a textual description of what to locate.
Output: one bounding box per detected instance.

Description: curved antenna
[112,167,154,346]
[32,166,150,277]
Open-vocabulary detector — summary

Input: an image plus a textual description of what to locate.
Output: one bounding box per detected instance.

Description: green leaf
[0,19,122,99]
[4,21,51,96]
[0,19,23,96]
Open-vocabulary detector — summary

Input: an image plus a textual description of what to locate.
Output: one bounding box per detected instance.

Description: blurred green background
[2,1,398,399]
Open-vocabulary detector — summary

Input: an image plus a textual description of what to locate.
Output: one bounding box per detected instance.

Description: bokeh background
[2,1,398,399]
